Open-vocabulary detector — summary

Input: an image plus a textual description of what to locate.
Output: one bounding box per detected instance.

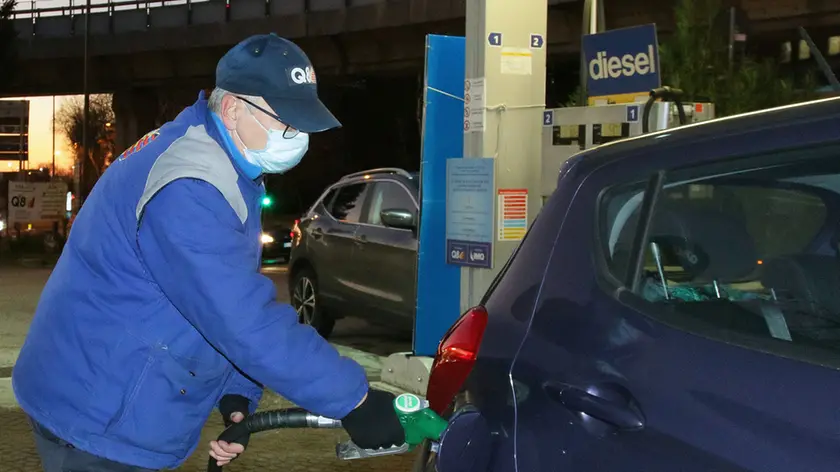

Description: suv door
[352,179,418,328]
[511,139,840,471]
[314,182,370,306]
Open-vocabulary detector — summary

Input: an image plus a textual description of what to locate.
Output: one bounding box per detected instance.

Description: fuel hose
[207,408,342,472]
[642,86,688,133]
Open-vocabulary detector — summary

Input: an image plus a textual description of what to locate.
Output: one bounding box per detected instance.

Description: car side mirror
[380,208,416,230]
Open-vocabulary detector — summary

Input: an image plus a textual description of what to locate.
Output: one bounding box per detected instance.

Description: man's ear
[220,94,240,130]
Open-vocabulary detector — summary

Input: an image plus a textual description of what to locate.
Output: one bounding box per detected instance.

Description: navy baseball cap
[216,33,340,133]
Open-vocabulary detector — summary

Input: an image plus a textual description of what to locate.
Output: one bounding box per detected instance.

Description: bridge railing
[10,0,309,38]
[10,0,477,39]
[10,0,407,38]
[11,0,210,19]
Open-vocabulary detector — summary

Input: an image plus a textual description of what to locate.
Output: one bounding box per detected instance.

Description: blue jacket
[12,93,368,470]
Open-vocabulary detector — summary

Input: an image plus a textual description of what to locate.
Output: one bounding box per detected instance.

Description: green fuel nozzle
[393,393,447,448]
[335,393,447,460]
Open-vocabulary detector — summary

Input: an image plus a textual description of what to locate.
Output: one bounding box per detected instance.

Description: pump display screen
[592,122,630,145]
[552,124,586,150]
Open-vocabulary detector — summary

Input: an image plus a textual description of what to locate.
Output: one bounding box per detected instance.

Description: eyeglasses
[236,96,300,139]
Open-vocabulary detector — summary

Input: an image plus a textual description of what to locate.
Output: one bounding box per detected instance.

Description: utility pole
[81,0,91,200]
[52,95,56,178]
[579,0,606,105]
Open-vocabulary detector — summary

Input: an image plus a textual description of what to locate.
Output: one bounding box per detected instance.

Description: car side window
[600,147,840,363]
[320,188,339,214]
[364,181,416,226]
[329,183,369,223]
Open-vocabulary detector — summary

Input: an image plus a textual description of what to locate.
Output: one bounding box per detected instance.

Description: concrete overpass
[6,0,840,151]
[10,0,839,96]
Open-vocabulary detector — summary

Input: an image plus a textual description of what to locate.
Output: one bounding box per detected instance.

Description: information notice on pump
[498,189,528,241]
[463,78,486,133]
[446,158,494,269]
[500,48,533,76]
[8,181,68,226]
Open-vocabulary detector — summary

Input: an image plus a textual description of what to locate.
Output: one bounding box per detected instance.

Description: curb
[331,343,386,378]
[0,378,16,409]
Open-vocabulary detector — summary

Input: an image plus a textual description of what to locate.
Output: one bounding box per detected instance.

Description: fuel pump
[642,86,688,133]
[540,87,715,202]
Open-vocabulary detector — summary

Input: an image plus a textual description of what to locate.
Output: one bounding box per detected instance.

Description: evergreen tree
[658,0,815,116]
[564,0,816,115]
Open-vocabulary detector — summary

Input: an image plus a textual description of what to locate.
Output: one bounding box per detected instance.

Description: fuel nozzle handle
[336,393,448,461]
[207,393,448,471]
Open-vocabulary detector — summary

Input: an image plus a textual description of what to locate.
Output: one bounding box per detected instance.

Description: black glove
[341,389,406,450]
[219,394,251,449]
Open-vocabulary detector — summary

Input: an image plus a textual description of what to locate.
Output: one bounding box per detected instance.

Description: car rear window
[599,147,840,364]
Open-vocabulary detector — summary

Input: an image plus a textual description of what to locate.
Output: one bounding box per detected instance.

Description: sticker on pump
[395,393,424,413]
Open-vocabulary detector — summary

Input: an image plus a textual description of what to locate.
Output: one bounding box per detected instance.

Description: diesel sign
[589,45,657,80]
[582,24,661,100]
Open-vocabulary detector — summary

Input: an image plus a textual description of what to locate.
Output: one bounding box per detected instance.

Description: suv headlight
[260,233,275,244]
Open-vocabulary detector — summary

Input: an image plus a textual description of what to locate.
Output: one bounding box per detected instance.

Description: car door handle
[311,228,324,240]
[545,383,644,431]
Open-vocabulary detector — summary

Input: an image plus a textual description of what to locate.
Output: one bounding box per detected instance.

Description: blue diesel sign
[582,24,661,99]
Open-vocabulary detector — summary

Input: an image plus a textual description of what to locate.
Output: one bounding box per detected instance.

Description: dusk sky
[1,96,76,173]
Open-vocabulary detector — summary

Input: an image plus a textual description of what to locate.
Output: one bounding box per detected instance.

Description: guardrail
[10,0,296,37]
[8,0,466,39]
[11,0,211,19]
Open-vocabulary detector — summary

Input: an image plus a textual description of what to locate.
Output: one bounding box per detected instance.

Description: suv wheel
[291,267,335,338]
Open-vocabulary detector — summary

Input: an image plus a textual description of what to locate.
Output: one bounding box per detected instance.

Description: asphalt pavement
[0,265,415,472]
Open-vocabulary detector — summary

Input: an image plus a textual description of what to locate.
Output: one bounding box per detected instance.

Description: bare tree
[55,94,116,197]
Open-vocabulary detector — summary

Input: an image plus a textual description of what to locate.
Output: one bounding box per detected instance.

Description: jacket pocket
[104,344,228,457]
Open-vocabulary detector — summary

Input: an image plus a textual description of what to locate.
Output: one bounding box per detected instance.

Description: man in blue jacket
[13,33,405,471]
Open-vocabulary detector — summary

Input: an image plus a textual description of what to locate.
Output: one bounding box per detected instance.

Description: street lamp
[52,95,56,177]
[81,0,91,200]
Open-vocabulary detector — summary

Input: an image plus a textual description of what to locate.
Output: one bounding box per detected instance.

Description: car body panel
[352,178,420,327]
[353,222,418,325]
[434,97,840,472]
[289,170,420,329]
[303,211,361,307]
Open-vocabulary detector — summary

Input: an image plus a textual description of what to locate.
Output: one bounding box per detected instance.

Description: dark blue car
[418,96,840,472]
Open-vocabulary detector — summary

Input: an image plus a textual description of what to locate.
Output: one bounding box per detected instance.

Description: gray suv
[288,168,419,337]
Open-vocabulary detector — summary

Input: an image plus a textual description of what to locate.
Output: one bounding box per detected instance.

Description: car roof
[332,168,418,189]
[572,96,840,172]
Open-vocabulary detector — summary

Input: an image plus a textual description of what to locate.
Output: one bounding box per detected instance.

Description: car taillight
[426,306,488,415]
[292,219,301,240]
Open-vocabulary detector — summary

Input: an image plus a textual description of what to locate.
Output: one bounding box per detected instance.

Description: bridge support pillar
[460,0,548,310]
[112,87,163,153]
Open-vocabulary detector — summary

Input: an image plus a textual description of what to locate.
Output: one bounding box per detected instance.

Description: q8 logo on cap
[394,393,424,414]
[289,66,317,85]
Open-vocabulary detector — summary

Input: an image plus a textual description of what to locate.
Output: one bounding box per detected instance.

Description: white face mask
[236,104,309,174]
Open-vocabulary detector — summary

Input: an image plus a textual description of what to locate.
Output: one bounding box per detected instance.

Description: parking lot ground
[0,265,416,471]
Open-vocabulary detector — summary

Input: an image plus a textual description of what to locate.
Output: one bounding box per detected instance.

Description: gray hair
[207,87,261,113]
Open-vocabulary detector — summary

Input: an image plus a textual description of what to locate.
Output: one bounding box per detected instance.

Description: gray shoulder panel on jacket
[136,125,248,225]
